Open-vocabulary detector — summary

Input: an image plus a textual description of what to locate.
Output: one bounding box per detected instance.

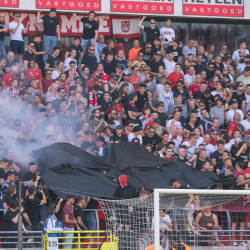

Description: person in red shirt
[95,63,109,86]
[25,58,42,90]
[233,162,245,177]
[2,66,18,87]
[42,69,53,93]
[209,129,219,146]
[62,194,81,249]
[130,65,140,92]
[85,71,99,93]
[164,147,173,161]
[226,113,243,139]
[189,73,201,98]
[167,64,184,88]
[114,37,125,53]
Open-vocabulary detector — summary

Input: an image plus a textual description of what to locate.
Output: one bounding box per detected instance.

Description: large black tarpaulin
[30,142,235,198]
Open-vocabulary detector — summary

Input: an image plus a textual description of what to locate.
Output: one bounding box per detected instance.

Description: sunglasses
[129,125,134,127]
[149,130,155,133]
[112,113,117,115]
[46,73,52,75]
[209,67,214,69]
[150,22,155,24]
[15,15,20,17]
[117,67,122,69]
[143,69,148,71]
[89,49,95,51]
[138,55,143,57]
[146,47,152,49]
[185,132,190,134]
[199,104,205,106]
[112,77,117,80]
[98,81,103,83]
[212,133,218,135]
[30,46,35,48]
[176,85,182,87]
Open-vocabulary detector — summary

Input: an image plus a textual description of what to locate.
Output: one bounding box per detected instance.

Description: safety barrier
[43,230,118,250]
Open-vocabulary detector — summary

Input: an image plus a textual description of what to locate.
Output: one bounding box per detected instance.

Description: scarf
[119,175,128,188]
[129,101,136,108]
[59,82,69,94]
[68,69,79,87]
[8,86,19,97]
[89,90,98,108]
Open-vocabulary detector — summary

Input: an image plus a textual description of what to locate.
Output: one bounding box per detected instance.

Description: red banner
[183,0,244,17]
[2,11,111,36]
[0,0,18,8]
[111,0,173,14]
[36,0,101,11]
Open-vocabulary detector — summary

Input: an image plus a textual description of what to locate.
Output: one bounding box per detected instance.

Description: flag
[112,16,140,38]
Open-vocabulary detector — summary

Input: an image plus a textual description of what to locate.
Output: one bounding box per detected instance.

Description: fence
[43,230,117,250]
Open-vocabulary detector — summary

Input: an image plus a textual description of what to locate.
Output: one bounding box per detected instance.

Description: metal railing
[0,230,43,247]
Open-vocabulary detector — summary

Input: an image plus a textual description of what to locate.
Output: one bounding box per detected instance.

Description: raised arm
[73,13,82,22]
[23,20,31,34]
[37,11,44,24]
[138,15,147,29]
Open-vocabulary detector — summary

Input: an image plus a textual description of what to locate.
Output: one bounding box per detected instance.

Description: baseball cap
[153,118,161,124]
[235,138,242,143]
[128,92,137,101]
[155,51,162,56]
[116,125,124,130]
[132,126,142,133]
[217,97,224,102]
[173,39,180,46]
[169,178,178,186]
[107,119,114,125]
[127,58,133,62]
[131,107,138,112]
[66,194,75,200]
[154,37,161,42]
[191,109,198,113]
[110,72,117,78]
[14,119,21,127]
[124,69,132,76]
[50,8,57,12]
[115,63,123,68]
[229,99,237,105]
[116,38,124,44]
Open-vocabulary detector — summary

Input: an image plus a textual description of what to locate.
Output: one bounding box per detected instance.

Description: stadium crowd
[1,8,250,249]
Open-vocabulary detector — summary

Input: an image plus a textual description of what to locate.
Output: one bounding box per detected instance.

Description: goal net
[99,189,250,250]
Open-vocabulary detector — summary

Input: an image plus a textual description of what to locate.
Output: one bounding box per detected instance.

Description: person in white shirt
[170,118,183,153]
[240,110,250,142]
[8,11,30,63]
[163,53,176,77]
[166,110,182,140]
[236,62,246,74]
[194,127,204,149]
[51,61,65,80]
[151,209,172,232]
[158,81,174,113]
[232,42,249,64]
[211,82,223,97]
[157,143,166,157]
[204,134,215,157]
[184,66,196,87]
[245,84,250,112]
[128,125,143,144]
[160,18,175,48]
[227,100,244,122]
[64,48,77,71]
[182,133,197,159]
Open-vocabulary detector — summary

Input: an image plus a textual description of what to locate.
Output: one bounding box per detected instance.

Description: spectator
[167,64,184,88]
[148,51,165,74]
[0,12,8,58]
[2,65,18,87]
[183,39,196,58]
[128,39,141,62]
[23,41,36,70]
[62,194,81,249]
[110,125,128,143]
[25,58,42,90]
[139,43,153,64]
[73,11,99,62]
[42,69,53,93]
[96,35,107,59]
[65,37,83,66]
[138,16,160,45]
[101,39,116,61]
[45,46,61,71]
[81,45,97,76]
[210,98,227,128]
[51,61,64,80]
[9,11,30,63]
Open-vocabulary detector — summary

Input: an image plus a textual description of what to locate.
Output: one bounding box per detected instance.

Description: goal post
[154,188,250,250]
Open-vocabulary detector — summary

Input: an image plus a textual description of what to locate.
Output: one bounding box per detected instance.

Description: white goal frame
[154,188,250,250]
